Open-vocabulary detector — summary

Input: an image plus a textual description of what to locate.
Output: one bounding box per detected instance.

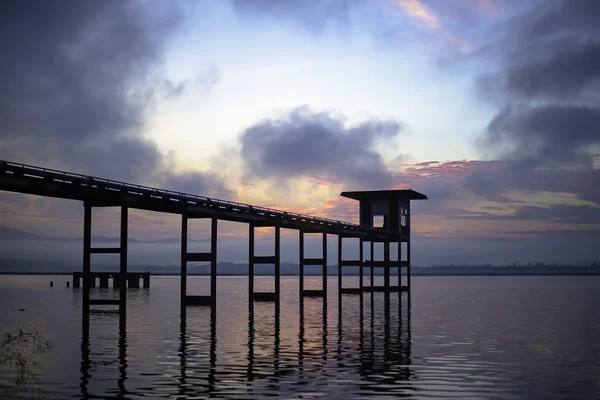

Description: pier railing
[0,159,398,238]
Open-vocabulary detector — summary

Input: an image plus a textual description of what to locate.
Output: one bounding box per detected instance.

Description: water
[0,275,599,399]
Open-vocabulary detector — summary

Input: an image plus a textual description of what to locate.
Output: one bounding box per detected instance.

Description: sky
[0,0,599,267]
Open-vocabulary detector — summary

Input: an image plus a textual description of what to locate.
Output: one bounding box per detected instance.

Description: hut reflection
[335,291,412,394]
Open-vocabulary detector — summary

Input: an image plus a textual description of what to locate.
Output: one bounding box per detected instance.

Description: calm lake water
[0,275,599,399]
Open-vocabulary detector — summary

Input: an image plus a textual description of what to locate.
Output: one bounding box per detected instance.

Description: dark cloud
[231,0,360,32]
[485,105,600,165]
[398,160,600,225]
[0,0,175,180]
[453,204,600,225]
[461,161,600,205]
[478,0,600,167]
[239,106,401,189]
[0,0,232,202]
[505,41,600,100]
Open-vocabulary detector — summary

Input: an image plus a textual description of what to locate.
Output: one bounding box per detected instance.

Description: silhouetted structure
[72,272,150,288]
[0,160,426,319]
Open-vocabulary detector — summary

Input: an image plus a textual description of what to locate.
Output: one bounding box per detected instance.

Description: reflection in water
[117,313,127,398]
[340,292,413,395]
[178,306,217,397]
[79,292,412,398]
[80,310,129,398]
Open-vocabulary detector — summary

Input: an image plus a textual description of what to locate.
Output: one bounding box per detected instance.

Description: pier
[0,159,426,318]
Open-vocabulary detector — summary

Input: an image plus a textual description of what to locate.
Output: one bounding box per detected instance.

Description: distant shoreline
[2,272,599,277]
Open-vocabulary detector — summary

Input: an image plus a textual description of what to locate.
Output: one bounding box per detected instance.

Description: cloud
[239,106,402,190]
[390,0,471,53]
[477,0,600,167]
[231,0,360,32]
[485,105,600,166]
[0,0,234,208]
[160,170,235,200]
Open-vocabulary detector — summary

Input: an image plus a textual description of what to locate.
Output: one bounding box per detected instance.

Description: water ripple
[0,276,599,398]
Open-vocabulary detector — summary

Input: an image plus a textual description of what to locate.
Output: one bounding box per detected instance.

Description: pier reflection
[78,292,411,398]
[246,301,282,388]
[80,310,128,398]
[177,306,217,396]
[337,291,413,395]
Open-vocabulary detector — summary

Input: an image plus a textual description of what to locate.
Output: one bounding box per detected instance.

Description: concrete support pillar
[274,219,281,307]
[143,273,150,288]
[384,240,390,289]
[114,275,120,288]
[82,203,91,319]
[407,203,411,293]
[407,237,411,292]
[370,241,374,287]
[398,239,402,288]
[180,214,187,314]
[337,236,342,295]
[299,231,304,300]
[119,206,128,312]
[359,237,364,291]
[322,231,327,298]
[248,223,254,303]
[99,276,109,288]
[210,215,218,305]
[73,272,80,288]
[128,276,139,288]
